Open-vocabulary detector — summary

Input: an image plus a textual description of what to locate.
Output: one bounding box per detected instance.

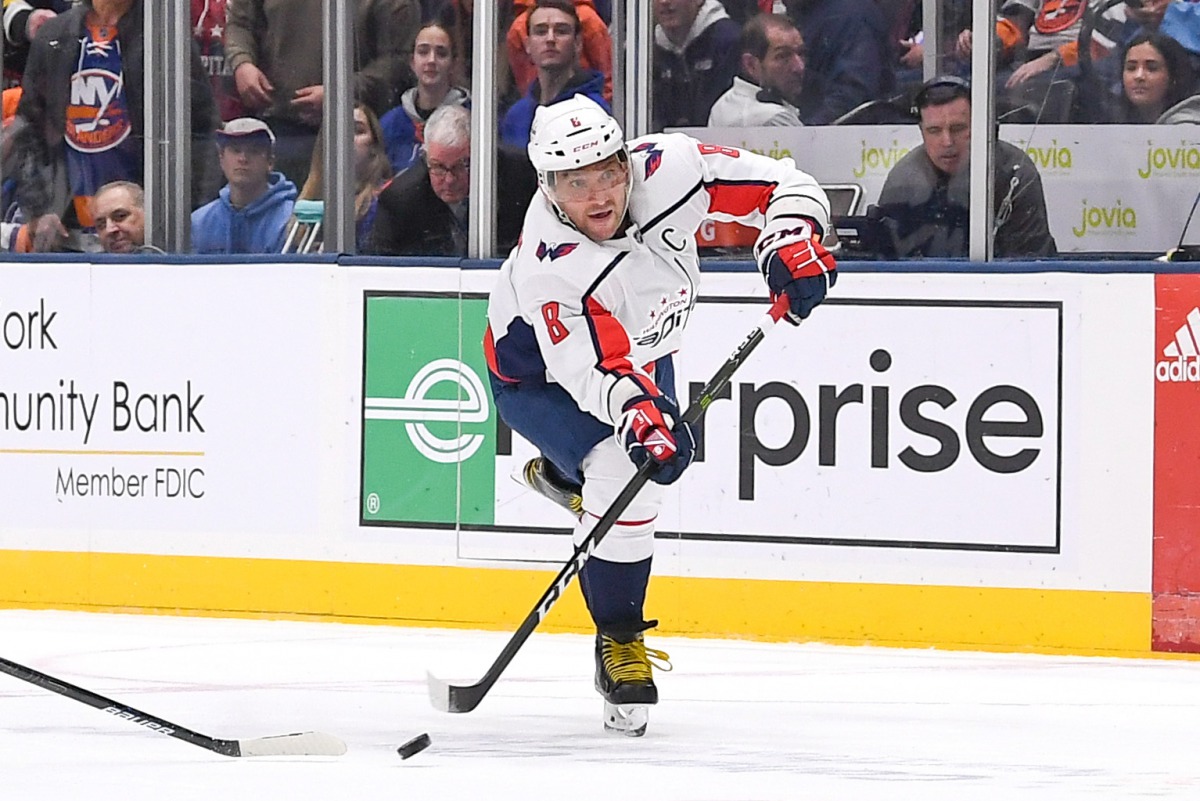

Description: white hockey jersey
[485,131,829,427]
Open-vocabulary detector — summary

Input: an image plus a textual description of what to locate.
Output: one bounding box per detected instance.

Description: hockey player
[484,94,835,735]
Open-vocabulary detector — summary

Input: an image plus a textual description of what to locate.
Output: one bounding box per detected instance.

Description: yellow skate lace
[602,637,673,683]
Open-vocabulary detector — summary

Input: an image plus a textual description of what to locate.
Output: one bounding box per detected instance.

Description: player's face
[1123,42,1170,113]
[426,140,471,205]
[413,26,453,92]
[550,155,630,242]
[756,25,805,103]
[526,8,579,72]
[92,187,145,254]
[919,97,971,175]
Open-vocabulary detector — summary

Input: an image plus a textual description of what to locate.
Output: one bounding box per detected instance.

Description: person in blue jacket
[191,118,299,254]
[499,0,609,149]
[379,21,470,174]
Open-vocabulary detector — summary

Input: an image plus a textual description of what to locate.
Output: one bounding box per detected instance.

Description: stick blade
[235,731,348,757]
[426,670,484,714]
[426,670,453,713]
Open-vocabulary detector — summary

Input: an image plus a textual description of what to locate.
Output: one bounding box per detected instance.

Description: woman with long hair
[1112,31,1198,123]
[298,102,393,251]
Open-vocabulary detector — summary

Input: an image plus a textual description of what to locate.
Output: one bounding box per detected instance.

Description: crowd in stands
[0,0,1196,257]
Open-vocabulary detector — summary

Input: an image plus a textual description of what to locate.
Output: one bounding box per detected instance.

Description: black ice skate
[594,624,671,737]
[516,457,583,518]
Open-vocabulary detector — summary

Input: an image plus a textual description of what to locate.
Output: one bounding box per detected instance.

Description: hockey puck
[397,732,432,759]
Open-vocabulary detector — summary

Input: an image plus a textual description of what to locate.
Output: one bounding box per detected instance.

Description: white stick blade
[426,670,451,713]
[236,731,347,757]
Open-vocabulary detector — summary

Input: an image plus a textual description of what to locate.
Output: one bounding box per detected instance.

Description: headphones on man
[910,75,971,118]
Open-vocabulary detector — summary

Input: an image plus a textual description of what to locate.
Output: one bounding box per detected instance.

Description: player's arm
[689,136,838,323]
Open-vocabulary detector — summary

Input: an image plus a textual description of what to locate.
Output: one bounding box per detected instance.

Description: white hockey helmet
[527,94,626,185]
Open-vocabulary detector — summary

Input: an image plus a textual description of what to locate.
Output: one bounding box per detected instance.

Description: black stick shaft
[0,654,241,755]
[434,295,791,713]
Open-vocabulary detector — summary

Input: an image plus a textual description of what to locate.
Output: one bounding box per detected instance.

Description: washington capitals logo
[536,241,580,261]
[632,142,663,180]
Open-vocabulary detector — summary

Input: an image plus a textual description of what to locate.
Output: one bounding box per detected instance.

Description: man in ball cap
[191,117,298,254]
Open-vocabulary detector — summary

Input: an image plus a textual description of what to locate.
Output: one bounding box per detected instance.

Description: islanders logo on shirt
[1034,0,1086,34]
[66,32,132,154]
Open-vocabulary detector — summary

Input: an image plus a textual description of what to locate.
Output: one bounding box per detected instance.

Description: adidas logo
[1156,306,1200,382]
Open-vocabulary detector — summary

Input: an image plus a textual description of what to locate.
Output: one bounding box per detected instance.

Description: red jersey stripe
[705,180,778,218]
[585,296,635,375]
[483,324,518,383]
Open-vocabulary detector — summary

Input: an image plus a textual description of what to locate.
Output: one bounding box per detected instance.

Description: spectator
[299,103,394,251]
[11,0,217,253]
[1126,0,1174,31]
[508,0,613,103]
[879,0,972,86]
[379,22,470,174]
[1158,2,1200,66]
[954,0,1128,92]
[91,180,164,254]
[874,76,1056,259]
[2,1,69,88]
[191,118,298,254]
[225,0,420,188]
[500,0,608,149]
[782,0,896,124]
[652,0,740,128]
[708,13,806,126]
[192,0,245,123]
[371,104,536,255]
[1110,30,1199,122]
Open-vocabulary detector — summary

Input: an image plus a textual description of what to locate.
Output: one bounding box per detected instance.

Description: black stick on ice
[0,655,347,757]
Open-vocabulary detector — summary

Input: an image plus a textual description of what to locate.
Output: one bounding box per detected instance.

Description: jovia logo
[360,294,495,526]
[364,358,489,463]
[1157,306,1200,383]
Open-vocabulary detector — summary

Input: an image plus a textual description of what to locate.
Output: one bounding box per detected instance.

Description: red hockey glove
[616,394,696,485]
[764,236,837,325]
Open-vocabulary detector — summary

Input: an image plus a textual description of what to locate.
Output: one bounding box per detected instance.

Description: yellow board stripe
[0,549,1162,658]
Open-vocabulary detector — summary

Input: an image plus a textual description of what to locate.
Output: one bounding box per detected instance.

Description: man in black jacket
[11,0,217,252]
[783,0,895,124]
[875,76,1057,259]
[370,104,536,257]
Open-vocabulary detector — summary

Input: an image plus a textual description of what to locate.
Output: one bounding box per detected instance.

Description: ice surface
[1,609,1198,800]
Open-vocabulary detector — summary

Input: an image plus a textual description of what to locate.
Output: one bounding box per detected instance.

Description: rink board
[0,260,1174,655]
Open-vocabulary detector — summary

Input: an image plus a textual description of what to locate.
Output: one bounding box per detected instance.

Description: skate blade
[603,702,648,737]
[510,461,584,518]
[509,463,533,490]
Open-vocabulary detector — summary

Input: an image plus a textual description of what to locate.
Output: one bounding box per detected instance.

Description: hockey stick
[428,294,793,713]
[0,654,347,757]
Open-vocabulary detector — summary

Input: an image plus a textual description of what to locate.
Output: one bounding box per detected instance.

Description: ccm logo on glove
[764,233,837,324]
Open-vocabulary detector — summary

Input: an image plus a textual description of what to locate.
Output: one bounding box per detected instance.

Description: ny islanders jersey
[485,132,828,427]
